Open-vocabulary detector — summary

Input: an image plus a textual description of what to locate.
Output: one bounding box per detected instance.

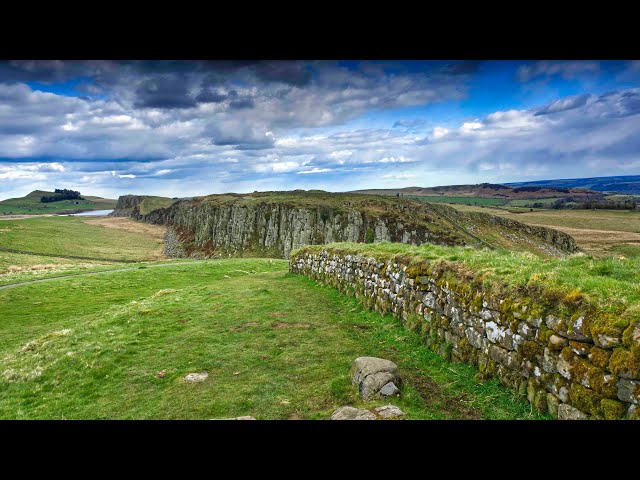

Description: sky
[0,59,639,200]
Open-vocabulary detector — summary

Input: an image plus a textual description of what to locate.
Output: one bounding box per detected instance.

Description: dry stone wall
[290,248,640,419]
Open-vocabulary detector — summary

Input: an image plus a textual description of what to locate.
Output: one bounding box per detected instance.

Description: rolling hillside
[351,183,603,200]
[505,175,640,195]
[0,190,117,215]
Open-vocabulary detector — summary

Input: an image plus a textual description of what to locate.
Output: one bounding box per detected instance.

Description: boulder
[331,406,376,420]
[351,357,401,401]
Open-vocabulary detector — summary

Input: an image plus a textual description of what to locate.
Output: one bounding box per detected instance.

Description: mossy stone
[588,346,612,369]
[569,384,603,416]
[609,347,640,379]
[601,398,626,420]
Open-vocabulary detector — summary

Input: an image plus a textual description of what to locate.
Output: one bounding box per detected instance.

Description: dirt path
[0,247,137,263]
[0,260,209,291]
[0,214,58,220]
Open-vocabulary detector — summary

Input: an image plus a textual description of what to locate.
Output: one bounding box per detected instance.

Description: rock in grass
[331,406,376,420]
[211,416,257,420]
[372,405,405,419]
[185,372,208,382]
[379,382,400,398]
[351,357,401,401]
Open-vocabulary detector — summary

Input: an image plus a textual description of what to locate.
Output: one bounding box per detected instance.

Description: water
[68,209,114,217]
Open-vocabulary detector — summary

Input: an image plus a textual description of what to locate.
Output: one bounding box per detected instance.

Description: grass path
[0,258,546,420]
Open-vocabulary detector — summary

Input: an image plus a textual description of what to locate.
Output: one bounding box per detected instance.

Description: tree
[41,189,83,203]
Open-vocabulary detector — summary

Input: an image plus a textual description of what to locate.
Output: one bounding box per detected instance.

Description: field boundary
[0,247,136,264]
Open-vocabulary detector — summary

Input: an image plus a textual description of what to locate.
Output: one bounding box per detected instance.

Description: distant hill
[351,183,603,200]
[504,175,640,195]
[0,190,117,215]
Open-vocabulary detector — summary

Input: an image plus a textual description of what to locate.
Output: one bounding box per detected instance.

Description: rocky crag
[111,191,579,259]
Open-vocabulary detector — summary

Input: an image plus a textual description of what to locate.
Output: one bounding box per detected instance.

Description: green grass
[295,242,640,312]
[0,190,116,215]
[0,259,543,419]
[449,205,640,257]
[507,197,565,207]
[452,206,640,233]
[138,196,178,215]
[611,244,640,258]
[0,216,163,261]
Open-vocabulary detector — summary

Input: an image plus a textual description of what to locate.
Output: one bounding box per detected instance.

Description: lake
[68,209,114,217]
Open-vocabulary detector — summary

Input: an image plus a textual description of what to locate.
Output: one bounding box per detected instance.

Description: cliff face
[112,191,579,259]
[110,195,145,217]
[137,200,464,259]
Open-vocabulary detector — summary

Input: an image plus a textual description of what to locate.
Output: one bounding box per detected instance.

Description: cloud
[297,167,332,174]
[1,61,639,200]
[134,76,197,109]
[535,94,590,115]
[432,127,449,139]
[195,87,228,103]
[517,61,600,82]
[253,61,311,86]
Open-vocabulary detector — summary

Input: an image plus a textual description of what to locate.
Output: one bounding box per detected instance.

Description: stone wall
[290,248,640,419]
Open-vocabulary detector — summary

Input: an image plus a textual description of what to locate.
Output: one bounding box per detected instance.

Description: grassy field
[0,190,116,215]
[137,196,178,215]
[0,216,167,285]
[408,195,571,208]
[451,205,640,257]
[407,195,510,206]
[0,258,545,419]
[0,216,166,260]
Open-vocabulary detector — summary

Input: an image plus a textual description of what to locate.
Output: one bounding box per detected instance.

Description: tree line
[40,189,84,203]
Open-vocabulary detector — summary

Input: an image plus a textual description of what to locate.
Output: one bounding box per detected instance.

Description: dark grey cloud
[228,97,255,109]
[133,76,197,109]
[195,87,228,103]
[253,61,311,86]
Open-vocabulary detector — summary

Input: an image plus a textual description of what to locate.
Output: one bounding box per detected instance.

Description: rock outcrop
[111,191,580,259]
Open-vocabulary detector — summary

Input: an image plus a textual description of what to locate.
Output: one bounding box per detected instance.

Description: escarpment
[111,191,580,259]
[110,195,144,217]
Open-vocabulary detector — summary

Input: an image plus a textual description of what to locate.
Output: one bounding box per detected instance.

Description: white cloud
[297,167,332,174]
[432,127,449,139]
[461,121,483,132]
